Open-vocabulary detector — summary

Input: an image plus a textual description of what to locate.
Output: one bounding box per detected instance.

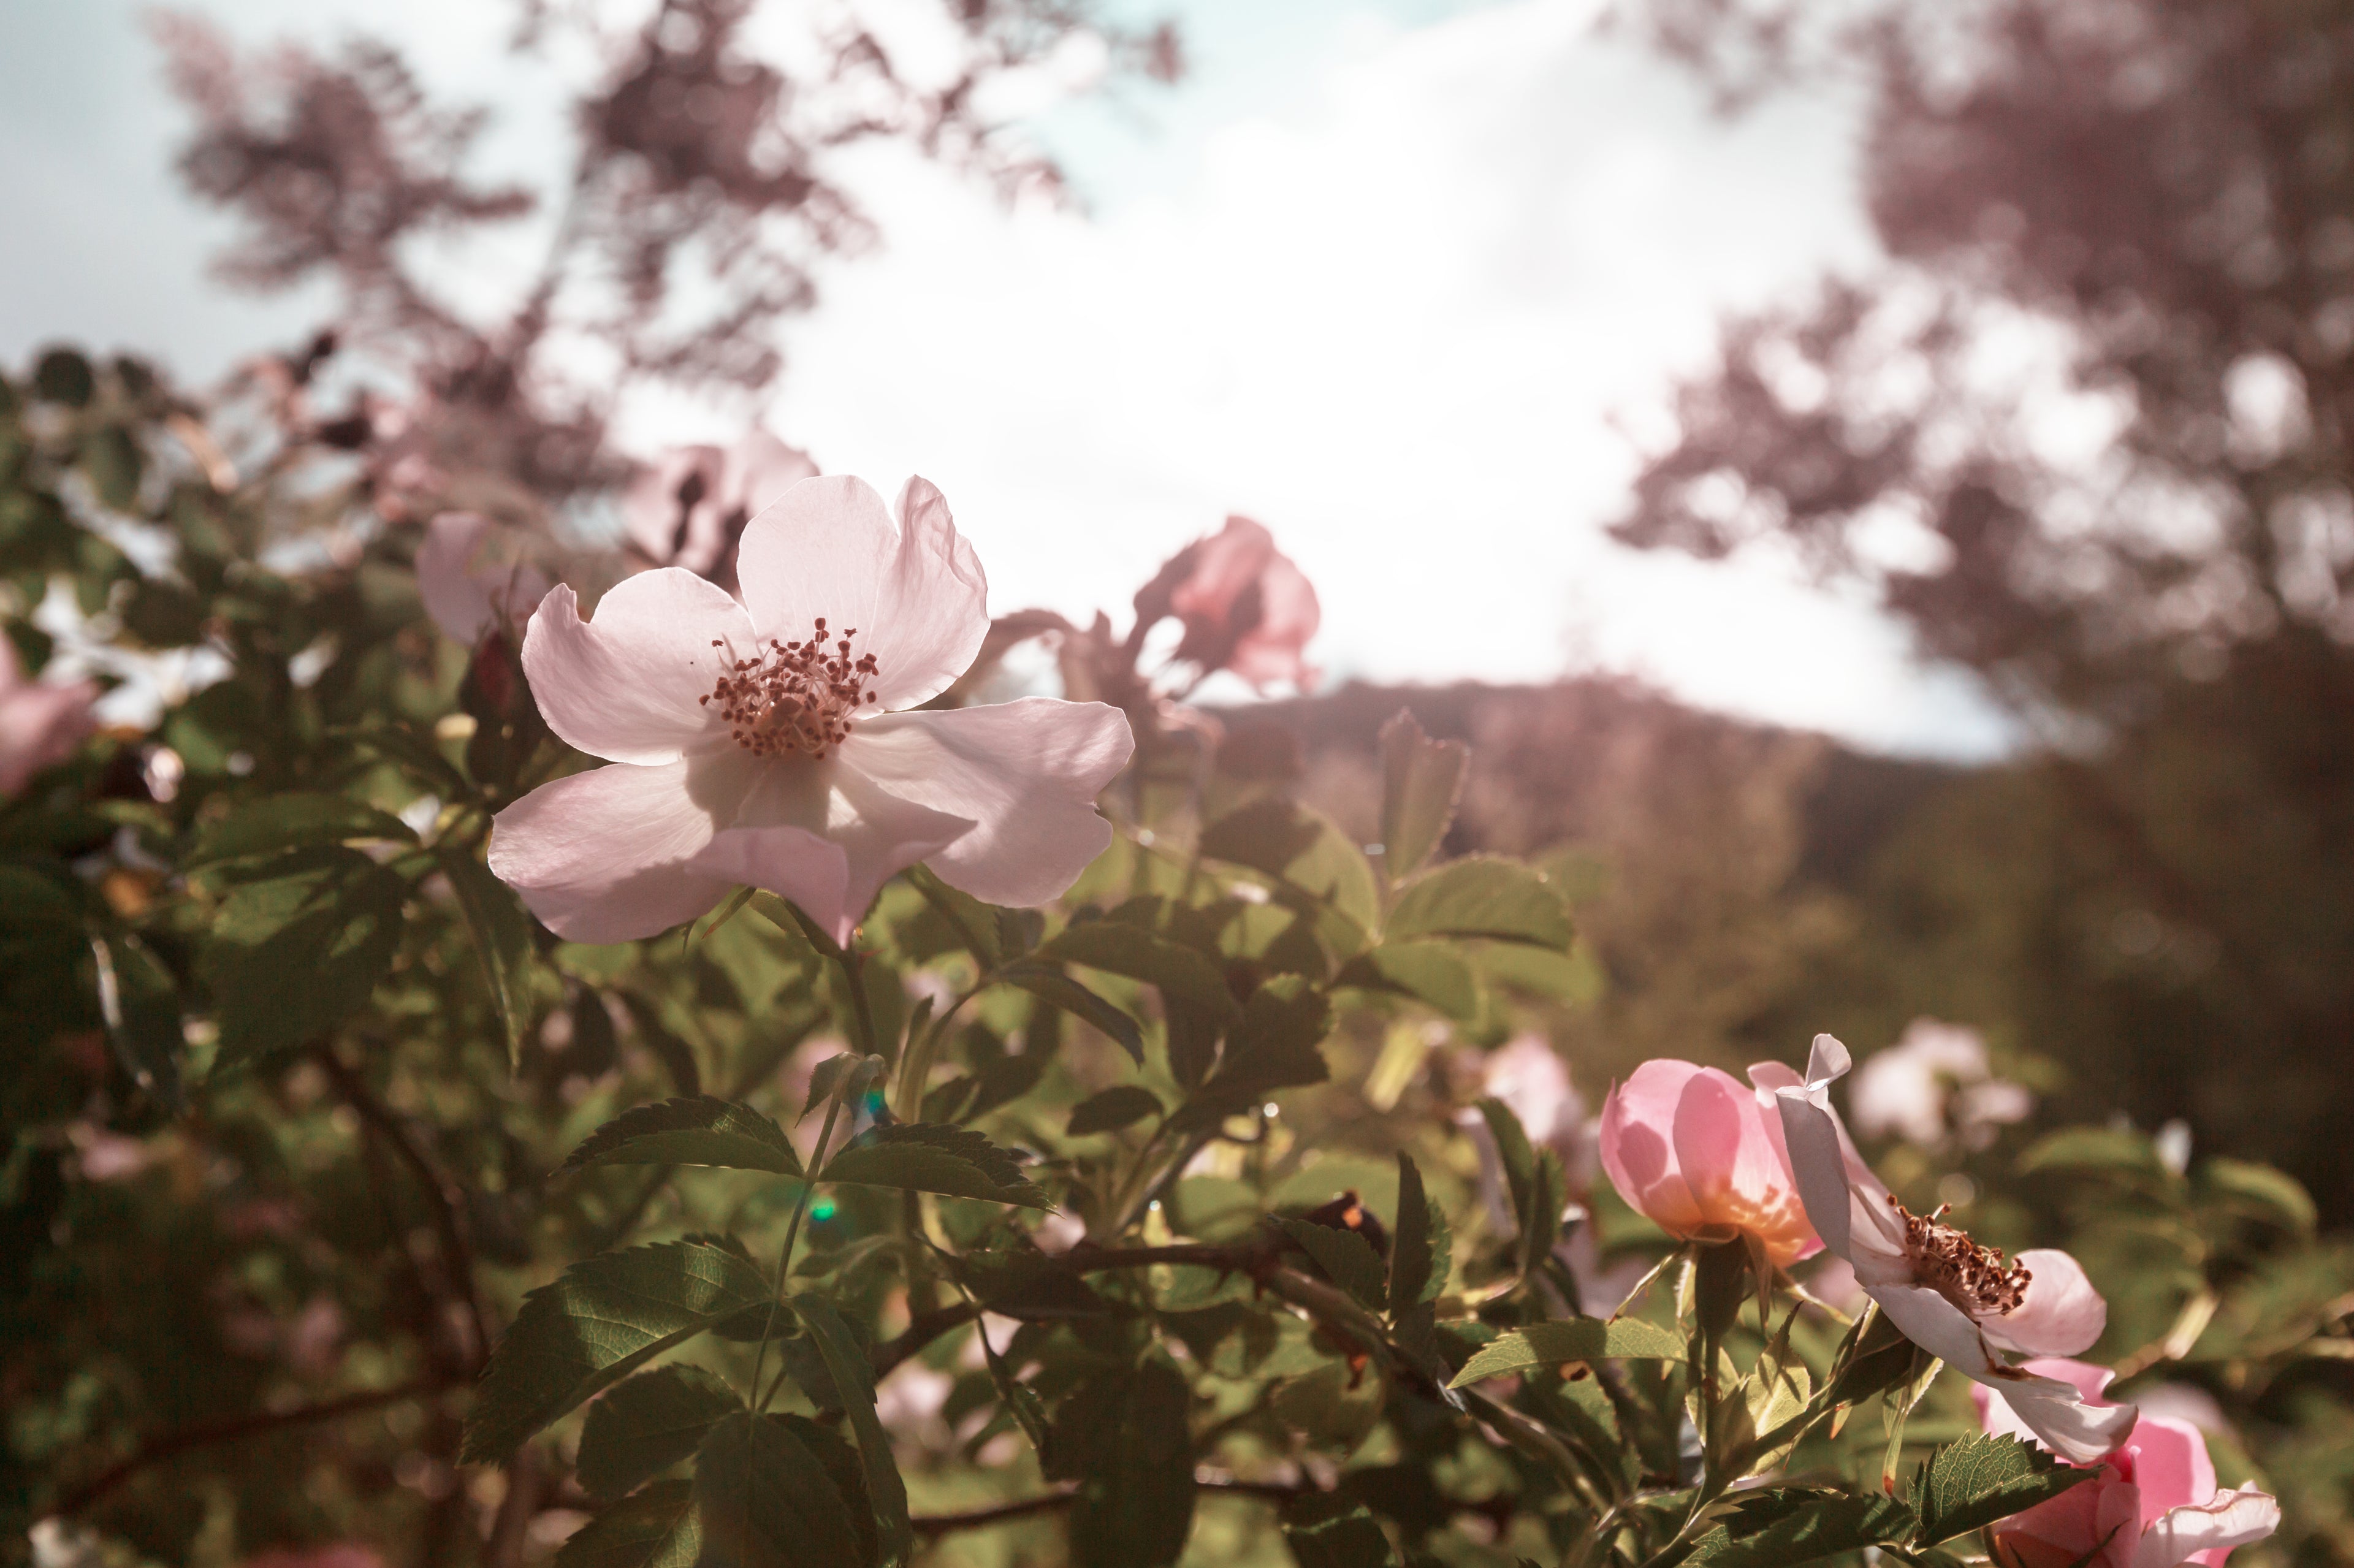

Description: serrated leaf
[1389,1153,1449,1311]
[1682,1489,1918,1568]
[1038,923,1238,1018]
[185,793,417,867]
[693,1412,874,1568]
[438,845,537,1067]
[1001,962,1145,1064]
[1377,709,1468,883]
[904,864,1002,967]
[1270,1360,1386,1451]
[1282,1490,1400,1568]
[1913,1433,2099,1547]
[1477,1097,1538,1244]
[1068,1085,1164,1136]
[1279,1218,1389,1312]
[461,1240,770,1461]
[1335,942,1480,1021]
[576,1366,738,1499]
[1446,1318,1686,1385]
[802,1052,882,1122]
[555,1479,699,1568]
[1198,797,1381,950]
[1174,975,1330,1128]
[1385,859,1572,951]
[793,1296,912,1567]
[197,845,405,1068]
[559,1096,804,1179]
[1042,1360,1197,1568]
[821,1122,1053,1209]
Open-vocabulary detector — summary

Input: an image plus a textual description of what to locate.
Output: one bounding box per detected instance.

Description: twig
[912,1475,1311,1536]
[45,1379,452,1520]
[870,1301,981,1381]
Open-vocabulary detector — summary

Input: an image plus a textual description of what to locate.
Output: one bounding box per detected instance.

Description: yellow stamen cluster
[1893,1195,2032,1315]
[701,617,880,759]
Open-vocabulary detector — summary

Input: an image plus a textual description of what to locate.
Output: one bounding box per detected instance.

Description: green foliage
[693,1413,874,1568]
[576,1366,739,1499]
[1282,1490,1400,1568]
[555,1480,701,1567]
[1449,1319,1688,1385]
[1377,707,1468,882]
[196,846,408,1067]
[818,1122,1051,1209]
[1911,1433,2095,1547]
[1043,1358,1198,1568]
[560,1096,807,1178]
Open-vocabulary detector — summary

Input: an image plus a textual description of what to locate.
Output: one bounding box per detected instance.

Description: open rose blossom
[623,431,817,582]
[0,630,99,797]
[1598,1058,1821,1267]
[1974,1360,2279,1568]
[1163,516,1320,690]
[1775,1035,2136,1463]
[489,475,1135,943]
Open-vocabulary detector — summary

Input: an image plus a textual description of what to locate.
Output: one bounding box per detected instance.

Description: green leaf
[1038,922,1239,1018]
[1388,1153,1449,1311]
[1042,1360,1197,1568]
[576,1366,737,1499]
[1270,1360,1386,1451]
[2018,1127,2168,1177]
[905,864,1002,968]
[1001,962,1146,1064]
[792,1296,912,1567]
[1335,942,1480,1021]
[1913,1433,2098,1547]
[555,1479,700,1568]
[1468,940,1604,1004]
[558,1096,804,1179]
[693,1412,874,1568]
[1174,975,1331,1128]
[1282,1490,1400,1568]
[1446,1318,1686,1385]
[1682,1489,1918,1568]
[801,1052,882,1122]
[2197,1159,2317,1235]
[438,845,538,1067]
[460,1239,771,1461]
[1519,1151,1567,1284]
[1377,708,1468,883]
[1199,797,1381,950]
[1068,1086,1165,1136]
[820,1122,1053,1209]
[1477,1097,1538,1246]
[197,845,406,1068]
[1279,1216,1389,1311]
[186,793,417,867]
[1385,859,1572,951]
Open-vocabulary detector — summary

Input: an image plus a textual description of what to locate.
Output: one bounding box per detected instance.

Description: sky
[0,0,2019,758]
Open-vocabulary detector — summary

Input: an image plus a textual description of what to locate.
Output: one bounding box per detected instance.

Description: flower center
[1891,1195,2032,1315]
[701,617,880,759]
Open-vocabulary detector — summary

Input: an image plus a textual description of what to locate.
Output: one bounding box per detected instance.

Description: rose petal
[0,673,100,796]
[623,445,723,567]
[520,576,748,765]
[1599,1060,1709,1238]
[733,475,988,712]
[688,825,850,946]
[717,432,817,517]
[1992,1471,2143,1568]
[839,698,1133,907]
[2126,1416,2219,1527]
[1672,1068,1819,1264]
[1875,1282,2007,1376]
[2132,1486,2280,1568]
[417,513,498,644]
[1998,1371,2143,1464]
[1984,1250,2108,1358]
[714,755,975,943]
[1977,1358,2119,1445]
[488,755,756,942]
[1227,546,1322,690]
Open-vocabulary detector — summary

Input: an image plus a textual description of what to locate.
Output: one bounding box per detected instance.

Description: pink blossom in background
[1485,1034,1593,1179]
[0,631,99,796]
[1775,1035,2132,1463]
[623,431,818,584]
[415,512,552,647]
[242,1546,384,1568]
[1598,1057,1820,1267]
[1850,1018,2033,1151]
[490,474,1134,944]
[1164,516,1321,690]
[1975,1359,2280,1568]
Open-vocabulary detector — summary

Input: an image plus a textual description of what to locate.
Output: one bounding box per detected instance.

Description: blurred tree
[1615,0,2354,1214]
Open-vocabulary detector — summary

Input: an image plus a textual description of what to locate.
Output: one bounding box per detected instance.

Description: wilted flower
[0,631,99,797]
[1851,1019,2033,1151]
[490,475,1135,943]
[623,432,817,585]
[1137,515,1320,691]
[1598,1057,1821,1267]
[1775,1035,2135,1463]
[1975,1359,2279,1568]
[415,512,550,647]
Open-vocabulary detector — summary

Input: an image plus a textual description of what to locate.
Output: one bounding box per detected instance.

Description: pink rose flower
[1773,1035,2133,1462]
[0,632,99,797]
[1975,1359,2280,1568]
[416,512,551,647]
[623,431,817,583]
[489,475,1135,944]
[1159,516,1321,691]
[1598,1057,1821,1267]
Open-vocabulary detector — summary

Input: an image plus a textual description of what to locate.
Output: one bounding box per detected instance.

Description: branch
[870,1301,981,1381]
[44,1379,453,1521]
[912,1474,1311,1536]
